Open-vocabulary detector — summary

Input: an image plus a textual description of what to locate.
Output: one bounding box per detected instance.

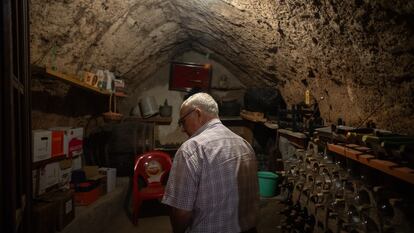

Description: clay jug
[159,99,172,117]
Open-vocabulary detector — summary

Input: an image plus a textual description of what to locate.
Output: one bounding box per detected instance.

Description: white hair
[182,92,219,116]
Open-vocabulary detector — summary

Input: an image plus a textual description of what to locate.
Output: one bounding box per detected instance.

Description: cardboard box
[50,130,65,157]
[32,130,52,162]
[41,162,61,192]
[49,127,84,158]
[83,166,106,181]
[46,190,75,231]
[32,200,58,233]
[33,159,73,195]
[59,159,72,189]
[98,167,117,193]
[33,162,61,196]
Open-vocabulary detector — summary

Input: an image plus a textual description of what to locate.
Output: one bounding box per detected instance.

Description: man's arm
[170,207,192,233]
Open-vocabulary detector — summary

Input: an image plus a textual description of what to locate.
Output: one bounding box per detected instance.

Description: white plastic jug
[139,96,158,118]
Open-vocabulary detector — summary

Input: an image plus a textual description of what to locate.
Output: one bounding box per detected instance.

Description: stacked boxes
[31,127,116,231]
[32,127,84,162]
[32,130,52,162]
[32,127,84,197]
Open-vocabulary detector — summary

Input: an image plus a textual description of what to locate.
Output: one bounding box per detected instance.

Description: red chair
[132,150,172,225]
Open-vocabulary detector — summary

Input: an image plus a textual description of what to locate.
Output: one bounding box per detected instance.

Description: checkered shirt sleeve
[162,148,198,211]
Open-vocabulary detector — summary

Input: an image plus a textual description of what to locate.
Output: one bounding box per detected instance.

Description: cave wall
[122,50,245,146]
[30,0,414,134]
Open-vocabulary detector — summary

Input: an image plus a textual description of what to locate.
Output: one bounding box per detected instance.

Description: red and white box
[50,127,84,158]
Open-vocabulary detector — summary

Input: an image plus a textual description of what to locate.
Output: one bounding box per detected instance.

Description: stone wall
[30,0,414,134]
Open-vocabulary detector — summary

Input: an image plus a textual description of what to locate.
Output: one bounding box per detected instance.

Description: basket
[103,93,123,122]
[240,110,266,122]
[103,111,123,121]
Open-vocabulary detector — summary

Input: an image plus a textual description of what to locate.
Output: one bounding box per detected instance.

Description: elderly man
[162,92,259,233]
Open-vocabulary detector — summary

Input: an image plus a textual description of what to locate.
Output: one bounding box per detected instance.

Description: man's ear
[195,108,201,117]
[195,108,203,122]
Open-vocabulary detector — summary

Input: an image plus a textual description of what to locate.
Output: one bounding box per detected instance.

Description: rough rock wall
[30,0,188,87]
[30,0,414,134]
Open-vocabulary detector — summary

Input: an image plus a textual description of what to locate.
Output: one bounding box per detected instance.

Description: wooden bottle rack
[327,143,414,185]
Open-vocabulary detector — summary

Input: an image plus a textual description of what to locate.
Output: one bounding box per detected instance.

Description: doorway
[1,0,32,232]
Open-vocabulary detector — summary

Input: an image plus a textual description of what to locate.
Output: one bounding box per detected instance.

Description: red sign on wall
[169,62,212,92]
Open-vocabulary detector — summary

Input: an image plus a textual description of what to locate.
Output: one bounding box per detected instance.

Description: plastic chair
[132,150,172,225]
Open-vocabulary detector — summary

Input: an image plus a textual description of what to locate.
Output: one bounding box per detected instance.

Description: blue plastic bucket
[258,171,279,197]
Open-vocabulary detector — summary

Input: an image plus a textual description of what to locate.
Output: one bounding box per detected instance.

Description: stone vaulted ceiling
[30,0,414,134]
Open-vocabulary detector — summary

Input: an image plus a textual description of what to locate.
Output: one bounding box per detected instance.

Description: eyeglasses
[178,109,196,127]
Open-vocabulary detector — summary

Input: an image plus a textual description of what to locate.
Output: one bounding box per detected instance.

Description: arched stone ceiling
[30,0,414,133]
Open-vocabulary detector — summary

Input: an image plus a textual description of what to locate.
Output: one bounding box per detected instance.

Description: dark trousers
[240,227,257,233]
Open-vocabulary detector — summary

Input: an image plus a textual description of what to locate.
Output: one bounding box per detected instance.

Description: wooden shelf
[32,66,114,95]
[124,115,172,125]
[220,116,243,121]
[327,143,414,185]
[45,68,112,95]
[32,66,128,98]
[211,86,244,91]
[32,155,67,169]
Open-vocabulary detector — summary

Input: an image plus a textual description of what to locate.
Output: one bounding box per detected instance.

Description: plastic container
[73,182,102,206]
[139,96,158,118]
[258,171,279,197]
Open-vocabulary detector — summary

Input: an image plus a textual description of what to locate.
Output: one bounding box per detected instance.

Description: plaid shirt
[162,119,259,233]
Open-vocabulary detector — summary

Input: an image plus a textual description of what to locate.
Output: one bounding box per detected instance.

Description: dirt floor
[102,197,285,233]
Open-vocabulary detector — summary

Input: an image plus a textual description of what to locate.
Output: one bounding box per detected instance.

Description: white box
[49,127,84,157]
[33,162,60,195]
[71,156,82,171]
[32,130,52,162]
[98,167,117,193]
